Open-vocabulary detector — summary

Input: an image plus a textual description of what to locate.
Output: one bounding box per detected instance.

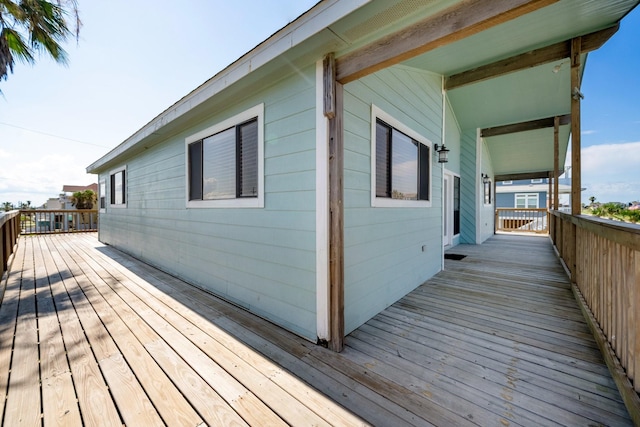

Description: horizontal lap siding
[479,140,495,243]
[460,130,477,244]
[99,65,317,340]
[343,66,444,334]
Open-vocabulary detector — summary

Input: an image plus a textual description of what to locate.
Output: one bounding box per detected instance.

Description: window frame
[109,167,127,208]
[99,179,106,212]
[502,180,513,185]
[370,105,432,208]
[515,193,539,209]
[531,178,543,184]
[185,104,264,209]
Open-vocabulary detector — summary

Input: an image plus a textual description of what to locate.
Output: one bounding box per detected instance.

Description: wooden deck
[0,233,632,426]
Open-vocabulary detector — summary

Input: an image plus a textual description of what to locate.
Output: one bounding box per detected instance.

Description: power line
[0,122,112,148]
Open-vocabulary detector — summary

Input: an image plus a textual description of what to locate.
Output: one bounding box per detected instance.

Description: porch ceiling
[398,0,638,175]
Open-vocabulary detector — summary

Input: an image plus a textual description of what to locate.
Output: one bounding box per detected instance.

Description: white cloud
[580,141,640,203]
[0,153,94,207]
[581,130,597,135]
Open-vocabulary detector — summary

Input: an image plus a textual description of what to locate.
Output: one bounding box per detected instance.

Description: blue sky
[0,1,638,206]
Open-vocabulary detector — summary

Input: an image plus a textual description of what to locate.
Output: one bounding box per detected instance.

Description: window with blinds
[375,118,430,202]
[188,118,258,201]
[110,169,126,206]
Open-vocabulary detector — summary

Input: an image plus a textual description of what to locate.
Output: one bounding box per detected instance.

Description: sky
[0,1,639,207]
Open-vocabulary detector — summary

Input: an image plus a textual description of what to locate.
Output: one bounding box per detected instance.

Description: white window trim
[185,103,264,209]
[99,178,106,213]
[370,104,432,208]
[483,178,493,206]
[531,178,543,184]
[109,166,127,209]
[515,193,539,209]
[502,180,512,185]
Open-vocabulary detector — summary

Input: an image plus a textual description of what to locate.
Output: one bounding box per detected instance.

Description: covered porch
[0,232,631,426]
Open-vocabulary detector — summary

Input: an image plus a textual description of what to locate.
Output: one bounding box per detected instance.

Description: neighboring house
[496,178,573,210]
[87,0,637,348]
[36,184,99,232]
[45,184,98,210]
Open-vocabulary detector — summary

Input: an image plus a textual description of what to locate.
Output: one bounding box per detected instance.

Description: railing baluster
[550,210,640,395]
[17,210,99,235]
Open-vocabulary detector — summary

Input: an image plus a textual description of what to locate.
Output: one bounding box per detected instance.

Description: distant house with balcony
[45,184,98,210]
[496,178,573,211]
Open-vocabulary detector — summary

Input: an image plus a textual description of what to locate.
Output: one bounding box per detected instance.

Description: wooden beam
[446,24,619,90]
[328,80,344,352]
[553,116,560,210]
[494,171,551,182]
[481,114,570,138]
[335,0,558,84]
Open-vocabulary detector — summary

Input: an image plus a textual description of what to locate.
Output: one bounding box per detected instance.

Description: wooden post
[548,174,553,209]
[553,116,560,211]
[570,38,581,216]
[569,38,582,280]
[325,54,345,352]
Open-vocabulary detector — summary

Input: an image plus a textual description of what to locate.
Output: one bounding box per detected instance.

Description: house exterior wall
[479,138,495,243]
[443,97,462,247]
[98,64,319,340]
[459,129,477,244]
[342,65,444,334]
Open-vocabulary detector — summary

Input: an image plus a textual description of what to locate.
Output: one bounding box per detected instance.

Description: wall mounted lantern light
[481,173,490,184]
[433,144,449,163]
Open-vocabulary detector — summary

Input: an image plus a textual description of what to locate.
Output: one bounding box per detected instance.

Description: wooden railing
[1,210,21,279]
[20,210,98,234]
[495,208,548,234]
[550,210,640,416]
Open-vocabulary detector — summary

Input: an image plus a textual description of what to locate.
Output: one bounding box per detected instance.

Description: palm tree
[0,0,81,82]
[71,189,94,209]
[2,201,13,211]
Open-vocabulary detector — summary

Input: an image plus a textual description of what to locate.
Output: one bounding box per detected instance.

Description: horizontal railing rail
[550,210,640,403]
[495,208,548,234]
[1,210,21,279]
[20,209,98,234]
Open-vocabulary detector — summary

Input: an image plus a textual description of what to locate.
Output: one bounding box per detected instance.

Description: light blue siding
[459,129,477,244]
[444,98,462,247]
[479,139,495,243]
[444,99,461,175]
[98,64,318,340]
[343,65,444,334]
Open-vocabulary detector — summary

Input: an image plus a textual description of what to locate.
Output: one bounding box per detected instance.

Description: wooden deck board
[0,233,632,426]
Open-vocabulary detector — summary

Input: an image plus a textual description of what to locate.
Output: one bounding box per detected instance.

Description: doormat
[444,254,466,260]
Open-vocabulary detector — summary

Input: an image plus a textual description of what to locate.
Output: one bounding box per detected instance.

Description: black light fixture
[481,173,490,184]
[433,144,449,163]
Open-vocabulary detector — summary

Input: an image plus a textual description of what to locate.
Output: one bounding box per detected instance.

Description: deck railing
[495,208,548,234]
[1,210,21,279]
[550,211,640,400]
[20,209,98,234]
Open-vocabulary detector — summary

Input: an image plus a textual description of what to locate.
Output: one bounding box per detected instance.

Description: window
[186,104,264,208]
[371,106,431,207]
[110,168,126,206]
[483,178,492,205]
[531,179,543,184]
[454,176,460,235]
[99,179,106,211]
[502,180,512,185]
[515,193,539,208]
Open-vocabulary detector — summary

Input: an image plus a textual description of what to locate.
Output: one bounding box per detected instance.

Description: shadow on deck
[0,233,631,426]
